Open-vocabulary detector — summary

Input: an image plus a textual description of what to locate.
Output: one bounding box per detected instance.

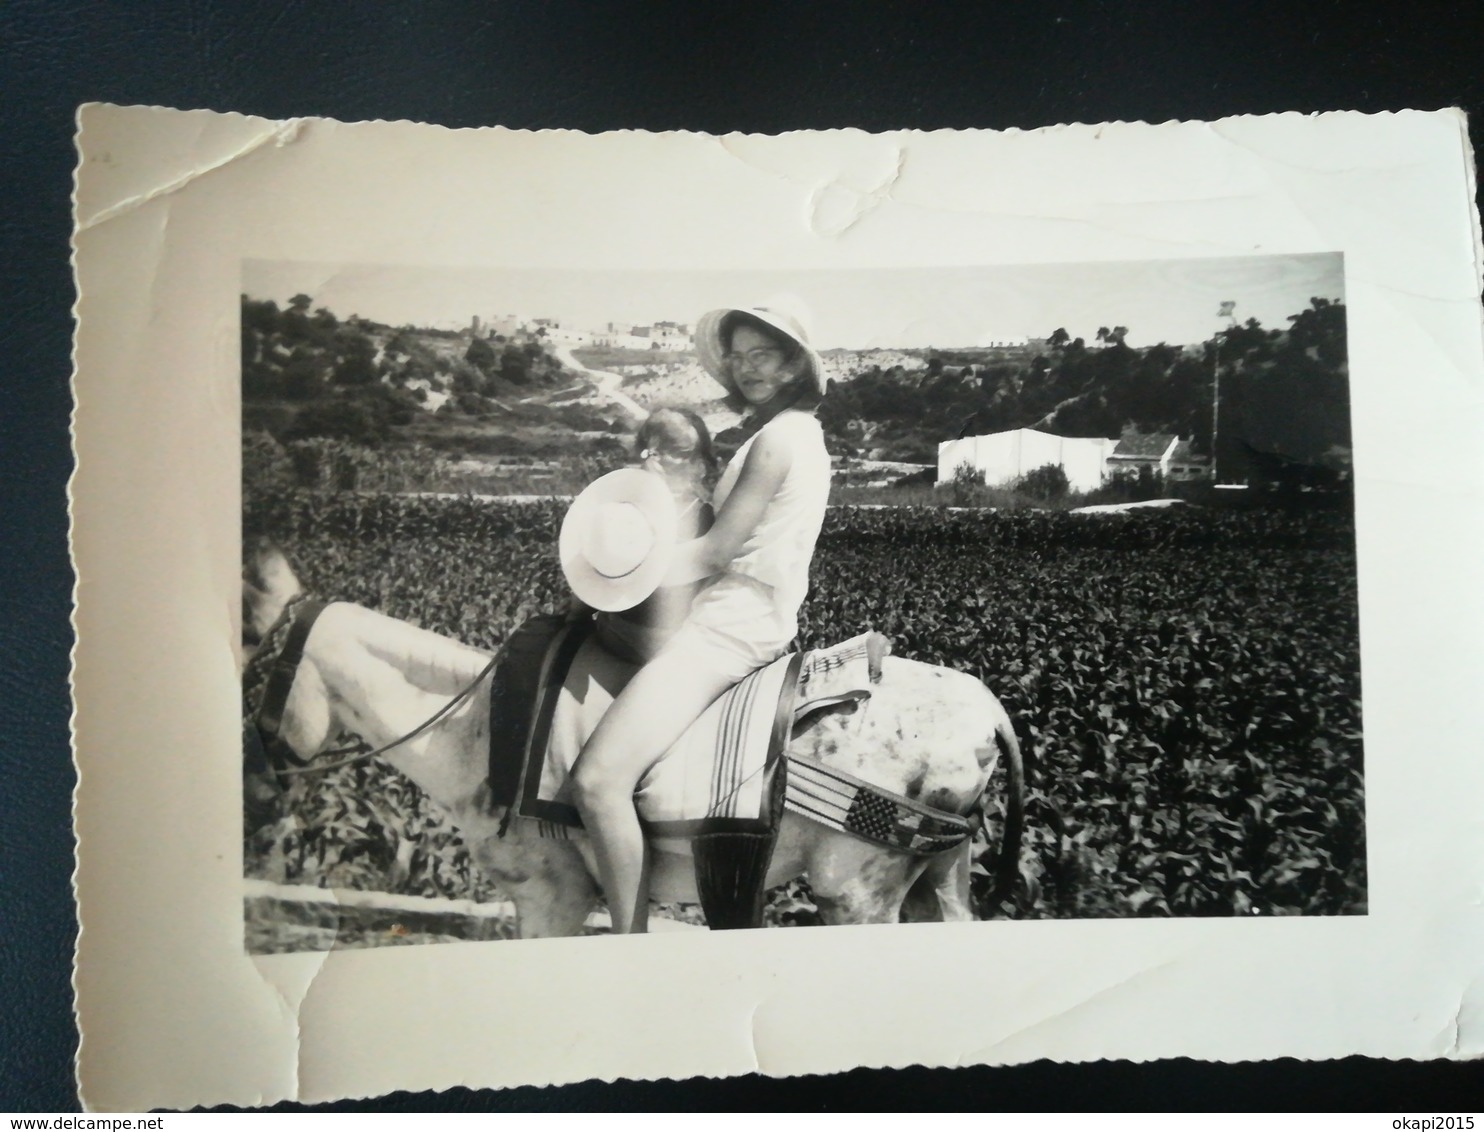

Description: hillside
[241,295,635,464]
[818,301,1351,472]
[241,295,1350,483]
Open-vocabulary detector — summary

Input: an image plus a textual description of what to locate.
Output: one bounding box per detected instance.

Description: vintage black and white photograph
[71,104,1481,1109]
[240,253,1362,954]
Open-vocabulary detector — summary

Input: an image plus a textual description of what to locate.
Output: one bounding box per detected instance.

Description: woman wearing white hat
[566,304,832,933]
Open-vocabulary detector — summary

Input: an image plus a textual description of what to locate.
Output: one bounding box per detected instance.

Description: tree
[333,331,377,386]
[500,343,531,384]
[288,396,388,444]
[464,336,497,374]
[281,295,314,344]
[241,296,281,336]
[1285,296,1346,367]
[241,362,279,400]
[281,348,327,400]
[448,359,482,394]
[1018,462,1070,501]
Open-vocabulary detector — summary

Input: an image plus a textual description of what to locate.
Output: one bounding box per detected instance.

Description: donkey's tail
[987,719,1025,914]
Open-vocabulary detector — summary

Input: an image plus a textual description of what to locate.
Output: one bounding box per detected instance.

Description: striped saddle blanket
[520,629,801,836]
[495,619,976,852]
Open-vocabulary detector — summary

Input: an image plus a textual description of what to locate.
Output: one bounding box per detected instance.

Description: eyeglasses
[722,347,784,371]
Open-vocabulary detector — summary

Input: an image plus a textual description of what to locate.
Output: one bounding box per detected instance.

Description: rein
[247,594,499,779]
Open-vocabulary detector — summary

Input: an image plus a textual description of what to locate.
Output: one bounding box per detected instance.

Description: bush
[464,336,497,374]
[1082,465,1166,506]
[242,430,294,491]
[892,467,936,489]
[287,397,390,444]
[1017,463,1070,501]
[948,461,985,507]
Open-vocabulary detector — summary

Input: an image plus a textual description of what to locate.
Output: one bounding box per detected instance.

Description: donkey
[243,540,1024,936]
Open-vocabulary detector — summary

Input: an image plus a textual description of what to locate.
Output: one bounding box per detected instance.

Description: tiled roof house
[1164,439,1211,481]
[1106,433,1211,481]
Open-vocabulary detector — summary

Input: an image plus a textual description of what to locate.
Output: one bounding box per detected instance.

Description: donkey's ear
[243,538,302,641]
[242,580,272,645]
[245,538,301,600]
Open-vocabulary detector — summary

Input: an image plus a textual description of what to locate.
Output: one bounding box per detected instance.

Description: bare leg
[570,645,738,933]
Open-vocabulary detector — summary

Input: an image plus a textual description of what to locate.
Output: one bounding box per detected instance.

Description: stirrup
[692,760,788,930]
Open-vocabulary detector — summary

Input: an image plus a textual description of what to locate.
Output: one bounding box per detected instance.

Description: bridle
[243,463,700,786]
[244,592,499,780]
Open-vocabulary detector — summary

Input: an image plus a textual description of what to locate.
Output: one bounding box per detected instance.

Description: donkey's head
[241,539,333,830]
[243,537,304,650]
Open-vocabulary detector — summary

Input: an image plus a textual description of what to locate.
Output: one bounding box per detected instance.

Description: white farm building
[938,428,1119,494]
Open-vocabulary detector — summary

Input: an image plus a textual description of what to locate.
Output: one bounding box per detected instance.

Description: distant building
[1106,433,1211,482]
[939,427,1211,492]
[544,321,595,347]
[650,320,691,349]
[586,319,692,351]
[938,428,1118,494]
[484,314,524,338]
[1164,439,1211,481]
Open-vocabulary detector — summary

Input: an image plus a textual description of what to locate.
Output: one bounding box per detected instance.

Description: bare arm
[663,426,793,587]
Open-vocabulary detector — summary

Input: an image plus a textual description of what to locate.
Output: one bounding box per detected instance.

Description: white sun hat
[693,301,826,400]
[558,468,679,612]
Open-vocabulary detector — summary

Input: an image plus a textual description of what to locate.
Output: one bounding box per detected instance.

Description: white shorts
[659,573,794,684]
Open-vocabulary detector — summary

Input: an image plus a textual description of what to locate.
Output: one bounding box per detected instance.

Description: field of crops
[244,490,1365,937]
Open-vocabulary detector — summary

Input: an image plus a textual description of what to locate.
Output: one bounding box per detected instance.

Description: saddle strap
[487,612,573,813]
[255,599,328,757]
[503,615,595,832]
[784,752,976,855]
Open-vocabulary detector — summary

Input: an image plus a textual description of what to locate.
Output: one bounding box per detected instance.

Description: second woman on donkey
[570,304,832,933]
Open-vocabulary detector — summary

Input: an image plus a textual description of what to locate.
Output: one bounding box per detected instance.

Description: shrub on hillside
[288,397,390,445]
[242,430,294,491]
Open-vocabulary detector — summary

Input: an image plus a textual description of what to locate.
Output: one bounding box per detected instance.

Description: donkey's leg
[510,865,599,939]
[807,835,921,926]
[471,828,598,939]
[915,841,974,922]
[899,852,950,923]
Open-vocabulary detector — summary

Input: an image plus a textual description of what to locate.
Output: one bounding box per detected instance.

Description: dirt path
[552,345,647,421]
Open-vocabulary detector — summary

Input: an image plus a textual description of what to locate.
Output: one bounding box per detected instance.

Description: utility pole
[1213,300,1236,482]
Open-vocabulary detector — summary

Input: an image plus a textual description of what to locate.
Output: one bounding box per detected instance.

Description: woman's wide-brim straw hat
[559,468,679,612]
[694,304,826,399]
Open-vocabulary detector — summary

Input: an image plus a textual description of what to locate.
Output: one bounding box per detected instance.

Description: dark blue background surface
[3,0,1481,1113]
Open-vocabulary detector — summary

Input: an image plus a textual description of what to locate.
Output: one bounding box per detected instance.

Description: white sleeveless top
[710,410,832,628]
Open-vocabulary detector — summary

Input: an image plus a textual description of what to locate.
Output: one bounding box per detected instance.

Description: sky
[244,253,1344,350]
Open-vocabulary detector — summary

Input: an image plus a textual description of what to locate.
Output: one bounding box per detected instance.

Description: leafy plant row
[245,493,1365,922]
